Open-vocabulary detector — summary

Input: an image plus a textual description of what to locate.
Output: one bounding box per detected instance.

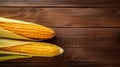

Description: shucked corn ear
[0,17,55,41]
[0,38,64,57]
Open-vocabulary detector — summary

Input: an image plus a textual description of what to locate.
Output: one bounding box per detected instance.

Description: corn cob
[0,22,54,39]
[0,42,64,57]
[0,17,55,41]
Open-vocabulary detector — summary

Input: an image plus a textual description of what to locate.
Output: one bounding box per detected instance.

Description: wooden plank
[0,8,120,27]
[0,0,120,7]
[45,28,120,48]
[0,8,21,18]
[3,47,120,64]
[0,63,120,67]
[0,62,119,67]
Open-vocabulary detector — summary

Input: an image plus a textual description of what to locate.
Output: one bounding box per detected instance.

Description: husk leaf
[0,54,31,62]
[0,38,32,48]
[0,28,32,40]
[0,50,33,56]
[0,17,33,24]
[0,38,34,56]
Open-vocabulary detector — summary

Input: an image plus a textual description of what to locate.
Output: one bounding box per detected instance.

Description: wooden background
[0,0,120,67]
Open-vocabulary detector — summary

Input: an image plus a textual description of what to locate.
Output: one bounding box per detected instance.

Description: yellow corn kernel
[0,22,55,40]
[1,43,64,57]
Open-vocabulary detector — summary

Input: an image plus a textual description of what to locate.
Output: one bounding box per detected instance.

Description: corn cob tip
[58,47,64,55]
[48,28,55,38]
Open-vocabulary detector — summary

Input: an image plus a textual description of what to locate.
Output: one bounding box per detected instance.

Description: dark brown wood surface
[0,8,120,27]
[0,0,120,67]
[0,0,120,7]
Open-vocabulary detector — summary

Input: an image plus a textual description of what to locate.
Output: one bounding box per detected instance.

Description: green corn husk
[0,54,31,62]
[0,17,55,41]
[0,17,33,24]
[0,38,34,61]
[0,38,31,48]
[0,38,64,61]
[0,28,32,40]
[0,49,33,61]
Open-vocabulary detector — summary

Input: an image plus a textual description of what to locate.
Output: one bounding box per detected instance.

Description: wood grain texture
[48,28,120,48]
[0,8,120,27]
[0,0,120,7]
[0,63,120,67]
